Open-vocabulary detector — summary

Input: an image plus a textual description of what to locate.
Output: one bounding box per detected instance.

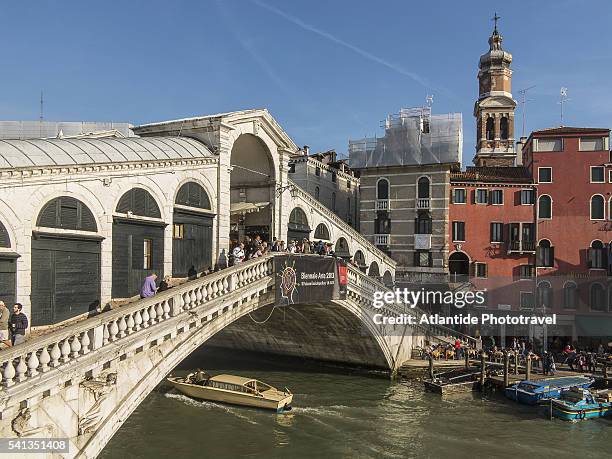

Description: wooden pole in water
[480,352,487,389]
[429,355,434,380]
[526,354,532,381]
[513,351,519,375]
[603,362,608,381]
[465,348,469,369]
[503,351,510,388]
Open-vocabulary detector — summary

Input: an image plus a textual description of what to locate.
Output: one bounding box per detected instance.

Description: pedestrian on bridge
[9,303,28,346]
[233,242,245,263]
[140,273,158,299]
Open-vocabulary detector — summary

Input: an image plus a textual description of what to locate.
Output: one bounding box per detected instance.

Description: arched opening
[486,117,495,141]
[113,188,164,299]
[32,197,101,325]
[417,177,430,199]
[354,250,366,272]
[314,186,320,201]
[590,282,606,311]
[537,239,554,267]
[538,195,552,219]
[173,182,214,277]
[536,280,553,309]
[335,237,351,259]
[376,178,389,200]
[368,261,380,277]
[563,282,578,309]
[588,240,606,269]
[449,252,470,282]
[229,134,274,244]
[591,195,605,220]
[500,117,509,140]
[314,223,330,241]
[287,207,311,242]
[0,220,17,309]
[382,270,393,287]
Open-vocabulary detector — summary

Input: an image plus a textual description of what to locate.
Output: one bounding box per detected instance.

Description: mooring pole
[465,348,469,369]
[480,352,487,389]
[526,354,532,381]
[503,351,510,388]
[513,351,519,375]
[428,355,434,380]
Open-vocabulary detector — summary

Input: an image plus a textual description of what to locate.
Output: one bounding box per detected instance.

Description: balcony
[414,234,431,250]
[508,240,536,254]
[416,198,430,210]
[374,234,390,246]
[375,199,389,211]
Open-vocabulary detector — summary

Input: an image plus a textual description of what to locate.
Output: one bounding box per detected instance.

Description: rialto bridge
[0,254,462,457]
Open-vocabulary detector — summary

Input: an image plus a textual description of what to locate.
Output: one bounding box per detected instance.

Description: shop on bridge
[0,221,17,308]
[287,207,311,242]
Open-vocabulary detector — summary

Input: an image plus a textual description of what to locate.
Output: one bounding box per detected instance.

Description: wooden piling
[513,351,519,375]
[428,355,434,380]
[480,352,487,389]
[465,348,469,369]
[526,354,532,381]
[503,351,510,388]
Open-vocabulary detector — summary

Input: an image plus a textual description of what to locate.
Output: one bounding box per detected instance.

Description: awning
[575,315,612,338]
[230,202,270,216]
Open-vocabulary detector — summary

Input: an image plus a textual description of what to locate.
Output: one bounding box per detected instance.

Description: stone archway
[229,134,275,244]
[354,250,366,272]
[369,261,380,277]
[335,237,351,259]
[449,252,470,282]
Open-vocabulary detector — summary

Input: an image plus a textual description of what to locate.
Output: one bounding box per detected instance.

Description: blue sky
[1,0,611,163]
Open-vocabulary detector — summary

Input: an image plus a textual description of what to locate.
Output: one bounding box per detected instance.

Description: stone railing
[0,255,274,389]
[289,180,396,270]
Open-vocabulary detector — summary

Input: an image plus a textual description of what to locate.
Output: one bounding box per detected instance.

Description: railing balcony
[375,234,390,246]
[508,240,536,253]
[376,199,389,211]
[416,198,430,210]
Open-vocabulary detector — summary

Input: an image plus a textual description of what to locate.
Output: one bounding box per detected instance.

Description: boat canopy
[209,374,256,386]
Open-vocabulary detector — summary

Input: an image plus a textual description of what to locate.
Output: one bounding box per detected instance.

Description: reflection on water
[101,347,611,459]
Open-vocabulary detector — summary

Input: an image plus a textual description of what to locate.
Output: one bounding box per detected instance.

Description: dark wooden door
[112,220,164,298]
[172,211,213,277]
[0,257,17,307]
[31,236,101,326]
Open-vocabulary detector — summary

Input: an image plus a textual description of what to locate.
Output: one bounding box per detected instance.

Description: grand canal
[101,347,610,458]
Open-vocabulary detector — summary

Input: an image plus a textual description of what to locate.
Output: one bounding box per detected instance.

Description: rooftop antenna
[426,94,434,108]
[39,90,44,138]
[518,85,535,138]
[559,87,570,126]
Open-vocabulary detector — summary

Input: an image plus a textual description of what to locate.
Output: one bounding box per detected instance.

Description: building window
[538,167,552,183]
[538,195,552,219]
[500,117,509,140]
[375,216,391,234]
[579,137,605,151]
[143,238,153,270]
[414,250,432,267]
[490,189,503,205]
[537,281,553,309]
[563,282,578,310]
[591,195,605,220]
[490,222,504,243]
[415,213,432,234]
[173,223,184,240]
[332,172,337,183]
[534,137,563,152]
[474,262,488,278]
[590,283,606,311]
[519,264,535,279]
[332,192,336,212]
[315,186,320,200]
[377,178,389,200]
[476,189,488,204]
[288,163,296,173]
[347,180,351,190]
[520,292,534,310]
[315,166,321,177]
[588,240,606,269]
[417,177,430,199]
[537,239,554,267]
[591,166,605,183]
[520,189,535,205]
[609,170,612,183]
[452,221,465,242]
[486,117,494,141]
[453,188,466,204]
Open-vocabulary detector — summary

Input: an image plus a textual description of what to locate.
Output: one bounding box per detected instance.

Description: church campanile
[474,14,517,167]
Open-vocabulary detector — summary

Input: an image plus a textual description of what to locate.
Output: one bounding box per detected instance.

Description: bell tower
[474,14,517,167]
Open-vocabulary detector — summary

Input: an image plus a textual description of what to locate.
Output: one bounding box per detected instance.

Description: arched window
[417,177,430,199]
[377,178,389,200]
[538,195,552,219]
[116,188,161,218]
[354,250,365,268]
[486,117,495,141]
[537,281,553,309]
[415,212,432,234]
[314,223,330,240]
[368,261,380,277]
[588,240,606,269]
[0,221,10,248]
[537,239,554,267]
[175,182,211,210]
[37,197,97,232]
[315,186,320,201]
[500,117,509,140]
[590,282,606,311]
[563,282,578,309]
[591,195,605,220]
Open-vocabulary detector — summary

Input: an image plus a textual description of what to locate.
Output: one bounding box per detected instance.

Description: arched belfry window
[176,182,211,210]
[0,221,10,247]
[500,117,509,140]
[486,117,495,141]
[377,178,389,200]
[37,197,97,232]
[116,188,161,218]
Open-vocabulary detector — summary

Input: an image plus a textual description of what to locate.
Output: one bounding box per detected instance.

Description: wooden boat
[504,376,594,405]
[550,388,612,421]
[167,371,293,413]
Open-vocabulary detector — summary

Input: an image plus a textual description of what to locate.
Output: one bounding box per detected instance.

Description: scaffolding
[348,107,462,168]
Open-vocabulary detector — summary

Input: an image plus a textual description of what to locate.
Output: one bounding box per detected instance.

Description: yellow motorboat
[166,371,293,413]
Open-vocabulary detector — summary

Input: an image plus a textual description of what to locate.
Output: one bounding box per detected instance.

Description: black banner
[274,255,347,305]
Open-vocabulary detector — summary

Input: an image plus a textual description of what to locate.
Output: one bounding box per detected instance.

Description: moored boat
[504,376,594,405]
[551,388,612,421]
[167,371,293,413]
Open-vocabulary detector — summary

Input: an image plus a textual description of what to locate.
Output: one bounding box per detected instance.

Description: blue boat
[551,388,612,421]
[505,376,594,405]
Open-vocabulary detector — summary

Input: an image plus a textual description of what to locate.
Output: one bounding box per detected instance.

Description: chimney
[515,136,528,166]
[303,145,310,156]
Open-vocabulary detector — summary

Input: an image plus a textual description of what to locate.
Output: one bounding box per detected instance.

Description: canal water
[101,347,610,459]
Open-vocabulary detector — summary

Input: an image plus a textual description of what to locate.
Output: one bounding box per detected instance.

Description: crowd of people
[0,300,28,348]
[229,235,341,265]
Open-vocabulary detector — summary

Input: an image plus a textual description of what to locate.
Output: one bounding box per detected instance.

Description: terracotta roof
[531,126,609,136]
[451,166,532,183]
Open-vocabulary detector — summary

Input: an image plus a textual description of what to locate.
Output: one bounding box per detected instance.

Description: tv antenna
[425,94,434,107]
[39,90,44,137]
[559,87,570,125]
[518,85,535,138]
